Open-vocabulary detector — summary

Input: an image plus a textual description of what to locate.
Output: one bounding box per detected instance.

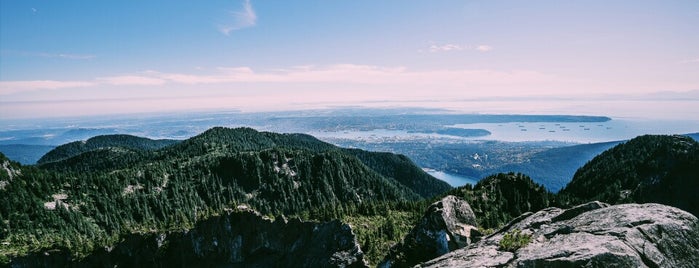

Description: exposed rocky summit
[380,195,480,267]
[11,208,368,268]
[420,201,699,268]
[0,153,21,190]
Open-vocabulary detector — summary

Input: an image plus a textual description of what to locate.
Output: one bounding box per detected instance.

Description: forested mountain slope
[444,172,555,229]
[494,141,621,192]
[10,208,368,268]
[37,134,179,164]
[5,129,697,267]
[345,149,452,200]
[38,127,450,198]
[560,134,699,216]
[0,127,450,265]
[385,134,699,267]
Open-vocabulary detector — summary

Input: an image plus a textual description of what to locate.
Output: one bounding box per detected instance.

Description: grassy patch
[498,229,532,252]
[343,210,420,266]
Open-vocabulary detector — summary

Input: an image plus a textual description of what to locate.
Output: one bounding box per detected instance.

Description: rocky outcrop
[11,209,368,268]
[0,153,21,190]
[420,201,699,268]
[380,195,480,267]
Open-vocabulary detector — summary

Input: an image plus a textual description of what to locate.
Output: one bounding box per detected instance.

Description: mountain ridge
[37,134,179,165]
[38,127,451,199]
[3,130,699,267]
[560,134,699,216]
[1,127,450,265]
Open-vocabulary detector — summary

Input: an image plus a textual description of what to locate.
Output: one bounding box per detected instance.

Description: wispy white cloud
[428,44,466,52]
[119,64,554,95]
[140,65,418,85]
[0,64,554,97]
[96,75,166,86]
[1,50,96,60]
[680,58,699,64]
[41,52,95,60]
[0,80,94,94]
[218,0,257,35]
[425,43,493,53]
[8,63,696,119]
[475,45,493,52]
[1,76,163,95]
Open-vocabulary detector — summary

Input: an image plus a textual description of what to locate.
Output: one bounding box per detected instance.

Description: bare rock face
[380,195,479,267]
[420,201,699,268]
[11,209,368,268]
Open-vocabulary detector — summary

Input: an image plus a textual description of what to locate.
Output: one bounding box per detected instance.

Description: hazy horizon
[1,1,698,120]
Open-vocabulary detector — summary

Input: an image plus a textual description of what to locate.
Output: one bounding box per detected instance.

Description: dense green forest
[559,134,699,216]
[0,127,449,265]
[37,134,179,164]
[444,172,555,229]
[2,130,697,266]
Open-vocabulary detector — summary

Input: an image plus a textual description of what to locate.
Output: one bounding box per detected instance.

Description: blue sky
[1,0,698,119]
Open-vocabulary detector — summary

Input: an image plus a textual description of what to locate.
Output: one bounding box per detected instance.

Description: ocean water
[425,169,478,187]
[450,119,699,143]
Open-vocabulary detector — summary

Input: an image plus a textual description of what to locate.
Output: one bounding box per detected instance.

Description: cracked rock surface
[419,201,699,268]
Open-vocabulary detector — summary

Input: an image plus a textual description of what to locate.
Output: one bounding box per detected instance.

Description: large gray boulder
[420,201,699,268]
[380,195,480,267]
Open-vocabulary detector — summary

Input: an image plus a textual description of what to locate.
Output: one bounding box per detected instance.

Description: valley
[3,1,698,266]
[1,123,698,267]
[3,109,696,192]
